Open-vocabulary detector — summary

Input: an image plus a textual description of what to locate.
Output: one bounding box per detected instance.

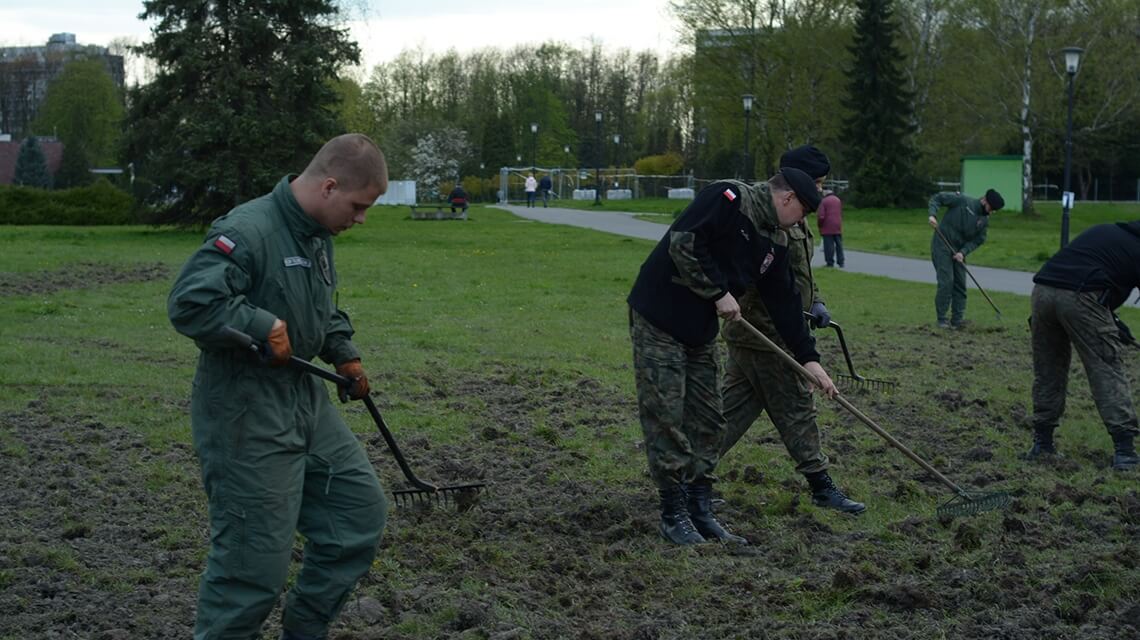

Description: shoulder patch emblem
[723,188,737,202]
[759,250,775,275]
[213,235,236,255]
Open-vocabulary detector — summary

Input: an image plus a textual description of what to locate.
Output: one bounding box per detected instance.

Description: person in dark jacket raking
[628,167,838,545]
[1026,221,1140,471]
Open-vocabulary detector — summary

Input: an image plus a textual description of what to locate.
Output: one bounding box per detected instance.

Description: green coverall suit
[928,192,989,325]
[168,177,388,640]
[721,221,830,473]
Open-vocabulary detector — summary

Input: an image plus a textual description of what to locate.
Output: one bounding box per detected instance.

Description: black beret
[985,189,1004,211]
[779,145,831,180]
[780,167,822,213]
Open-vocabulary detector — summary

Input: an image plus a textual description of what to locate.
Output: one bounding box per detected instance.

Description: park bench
[409,203,467,221]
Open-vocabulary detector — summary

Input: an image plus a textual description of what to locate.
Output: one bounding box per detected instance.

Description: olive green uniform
[928,192,989,324]
[627,180,819,491]
[168,177,388,639]
[721,222,830,473]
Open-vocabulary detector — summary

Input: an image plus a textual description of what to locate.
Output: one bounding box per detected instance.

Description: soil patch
[0,262,170,296]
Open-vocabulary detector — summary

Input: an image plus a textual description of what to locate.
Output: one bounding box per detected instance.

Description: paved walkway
[494,203,1139,307]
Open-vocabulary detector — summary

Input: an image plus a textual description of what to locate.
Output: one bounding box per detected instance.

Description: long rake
[933,224,1003,320]
[805,312,898,392]
[221,327,486,509]
[735,318,1010,518]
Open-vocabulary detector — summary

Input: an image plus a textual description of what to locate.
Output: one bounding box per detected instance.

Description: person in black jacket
[628,168,838,545]
[1027,221,1140,471]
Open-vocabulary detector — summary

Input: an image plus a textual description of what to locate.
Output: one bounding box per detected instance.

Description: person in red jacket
[817,190,844,268]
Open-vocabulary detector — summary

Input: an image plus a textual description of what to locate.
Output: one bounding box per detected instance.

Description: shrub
[0,179,135,225]
[634,152,684,176]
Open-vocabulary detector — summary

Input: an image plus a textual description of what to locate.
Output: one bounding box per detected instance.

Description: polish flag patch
[214,235,236,255]
[723,188,737,201]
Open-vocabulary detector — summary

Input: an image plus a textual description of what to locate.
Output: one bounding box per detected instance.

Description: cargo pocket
[209,504,249,573]
[1095,323,1123,365]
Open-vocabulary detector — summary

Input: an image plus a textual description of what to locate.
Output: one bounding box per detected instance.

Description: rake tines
[936,490,1012,518]
[807,314,899,393]
[835,373,898,393]
[393,482,487,511]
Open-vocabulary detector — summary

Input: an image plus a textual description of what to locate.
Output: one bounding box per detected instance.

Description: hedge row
[0,180,135,225]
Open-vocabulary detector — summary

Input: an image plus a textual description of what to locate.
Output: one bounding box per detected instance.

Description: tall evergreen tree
[125,0,360,225]
[13,137,53,189]
[840,0,925,207]
[55,142,94,189]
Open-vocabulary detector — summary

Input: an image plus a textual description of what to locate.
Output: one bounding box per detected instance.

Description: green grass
[540,196,1140,272]
[2,203,1138,638]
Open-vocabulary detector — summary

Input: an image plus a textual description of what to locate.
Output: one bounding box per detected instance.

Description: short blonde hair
[303,133,388,191]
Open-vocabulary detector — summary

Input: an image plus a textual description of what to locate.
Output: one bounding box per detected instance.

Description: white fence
[375,180,416,205]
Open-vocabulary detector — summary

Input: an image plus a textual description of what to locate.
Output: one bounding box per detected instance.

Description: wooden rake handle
[932,224,1002,319]
[733,318,967,496]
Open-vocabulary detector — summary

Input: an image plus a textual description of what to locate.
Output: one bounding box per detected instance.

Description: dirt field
[2,265,1138,639]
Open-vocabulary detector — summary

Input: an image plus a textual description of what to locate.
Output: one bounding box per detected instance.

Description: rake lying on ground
[221,327,486,509]
[736,318,1010,518]
[805,312,898,392]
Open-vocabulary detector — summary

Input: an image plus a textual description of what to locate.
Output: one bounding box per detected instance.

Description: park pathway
[494,203,1140,308]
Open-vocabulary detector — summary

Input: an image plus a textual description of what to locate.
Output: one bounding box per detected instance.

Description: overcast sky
[0,0,683,73]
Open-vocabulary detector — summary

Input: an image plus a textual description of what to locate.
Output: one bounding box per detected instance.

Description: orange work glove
[265,319,293,366]
[335,359,370,401]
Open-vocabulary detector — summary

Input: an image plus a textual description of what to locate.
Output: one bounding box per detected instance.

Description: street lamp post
[594,110,603,206]
[612,133,621,169]
[530,122,539,170]
[1060,47,1083,248]
[742,94,754,181]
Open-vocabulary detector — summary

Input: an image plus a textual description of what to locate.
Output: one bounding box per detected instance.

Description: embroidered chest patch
[316,248,332,285]
[759,251,775,274]
[284,256,311,268]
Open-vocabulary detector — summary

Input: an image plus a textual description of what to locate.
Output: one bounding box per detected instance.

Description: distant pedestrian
[539,174,553,207]
[628,167,835,546]
[927,188,1004,329]
[1026,221,1140,471]
[817,190,844,268]
[525,173,537,208]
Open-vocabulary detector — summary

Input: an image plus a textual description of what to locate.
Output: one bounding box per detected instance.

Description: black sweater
[1033,221,1140,310]
[627,181,818,363]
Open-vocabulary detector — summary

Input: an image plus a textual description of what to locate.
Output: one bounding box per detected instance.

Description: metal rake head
[835,374,898,393]
[393,482,487,511]
[936,490,1012,518]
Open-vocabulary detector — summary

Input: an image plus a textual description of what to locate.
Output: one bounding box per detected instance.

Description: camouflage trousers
[630,309,723,490]
[721,343,829,474]
[1031,284,1139,439]
[931,241,968,323]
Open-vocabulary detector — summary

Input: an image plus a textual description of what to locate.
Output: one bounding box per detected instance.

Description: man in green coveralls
[720,145,865,514]
[927,188,1004,328]
[168,134,389,640]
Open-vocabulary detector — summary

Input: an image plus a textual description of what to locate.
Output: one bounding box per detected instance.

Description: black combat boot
[805,471,866,515]
[686,479,748,544]
[658,484,706,545]
[1024,426,1058,460]
[1112,433,1138,471]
